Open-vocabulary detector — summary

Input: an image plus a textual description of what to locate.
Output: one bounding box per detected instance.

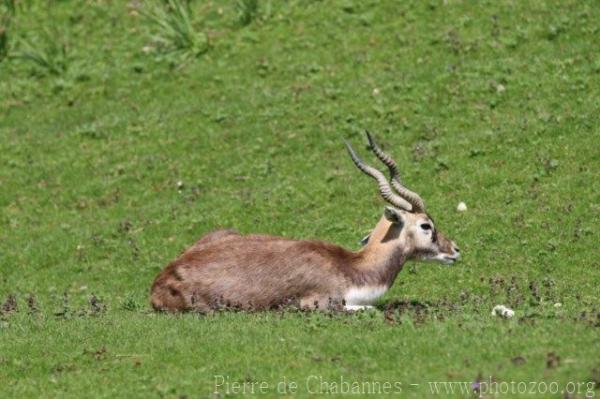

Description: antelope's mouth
[440,254,460,265]
[441,257,456,265]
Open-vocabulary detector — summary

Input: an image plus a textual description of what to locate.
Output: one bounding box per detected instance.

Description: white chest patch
[344,285,388,306]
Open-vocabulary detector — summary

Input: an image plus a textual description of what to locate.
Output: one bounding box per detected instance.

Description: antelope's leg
[345,305,374,311]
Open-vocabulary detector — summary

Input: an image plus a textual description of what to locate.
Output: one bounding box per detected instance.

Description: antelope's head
[346,132,461,265]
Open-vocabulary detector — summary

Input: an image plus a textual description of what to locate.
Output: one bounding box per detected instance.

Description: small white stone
[492,305,514,318]
[496,84,506,93]
[554,302,562,308]
[372,88,380,96]
[457,202,467,212]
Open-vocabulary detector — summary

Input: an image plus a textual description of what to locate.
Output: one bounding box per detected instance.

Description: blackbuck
[151,132,460,312]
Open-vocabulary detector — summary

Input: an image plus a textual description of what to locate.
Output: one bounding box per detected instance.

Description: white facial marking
[432,252,461,265]
[344,285,388,306]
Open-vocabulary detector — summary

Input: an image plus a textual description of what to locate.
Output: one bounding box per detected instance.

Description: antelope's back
[151,234,353,308]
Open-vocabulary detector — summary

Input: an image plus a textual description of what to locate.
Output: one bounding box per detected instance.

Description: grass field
[0,1,599,398]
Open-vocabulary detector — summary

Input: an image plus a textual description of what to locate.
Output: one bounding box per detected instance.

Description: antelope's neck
[352,216,409,288]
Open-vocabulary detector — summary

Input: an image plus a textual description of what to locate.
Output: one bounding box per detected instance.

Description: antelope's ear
[359,232,371,246]
[384,206,405,226]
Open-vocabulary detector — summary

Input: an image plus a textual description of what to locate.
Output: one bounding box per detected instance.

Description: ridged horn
[365,131,426,213]
[344,140,413,211]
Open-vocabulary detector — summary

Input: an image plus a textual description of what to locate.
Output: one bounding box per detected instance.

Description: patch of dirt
[83,346,108,361]
[383,300,432,324]
[27,294,39,315]
[511,356,527,366]
[546,352,560,369]
[1,294,18,314]
[89,294,106,315]
[576,311,600,328]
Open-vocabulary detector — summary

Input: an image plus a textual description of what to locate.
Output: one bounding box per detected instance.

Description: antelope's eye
[420,223,432,230]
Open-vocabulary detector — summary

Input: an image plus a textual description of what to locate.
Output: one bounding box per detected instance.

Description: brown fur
[150,211,459,312]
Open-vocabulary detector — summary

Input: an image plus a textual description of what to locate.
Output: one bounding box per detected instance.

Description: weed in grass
[142,0,209,60]
[236,0,259,26]
[14,29,69,75]
[1,0,15,14]
[120,293,142,312]
[54,291,70,319]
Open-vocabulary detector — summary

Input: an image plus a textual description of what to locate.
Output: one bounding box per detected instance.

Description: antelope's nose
[453,245,461,259]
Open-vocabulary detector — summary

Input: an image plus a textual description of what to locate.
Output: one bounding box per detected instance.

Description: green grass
[0,1,599,398]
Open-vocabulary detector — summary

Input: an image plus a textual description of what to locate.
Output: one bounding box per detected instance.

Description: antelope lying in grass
[151,132,460,312]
